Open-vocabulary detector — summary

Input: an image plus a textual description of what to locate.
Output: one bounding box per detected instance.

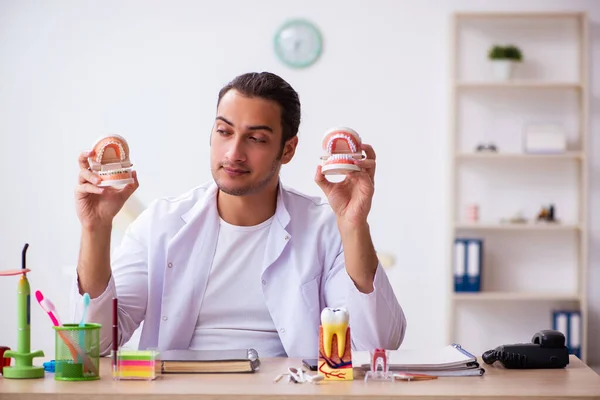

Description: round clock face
[274,19,323,68]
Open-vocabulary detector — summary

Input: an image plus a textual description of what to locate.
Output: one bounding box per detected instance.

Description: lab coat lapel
[262,183,291,274]
[159,183,220,350]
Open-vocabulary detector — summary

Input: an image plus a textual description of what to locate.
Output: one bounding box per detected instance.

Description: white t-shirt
[188,215,287,357]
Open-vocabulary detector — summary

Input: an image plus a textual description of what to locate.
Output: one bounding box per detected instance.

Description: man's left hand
[315,143,376,228]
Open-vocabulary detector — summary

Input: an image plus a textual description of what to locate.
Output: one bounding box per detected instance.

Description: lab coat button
[162,316,168,321]
[262,279,266,285]
[168,262,173,268]
[279,328,285,334]
[284,235,290,240]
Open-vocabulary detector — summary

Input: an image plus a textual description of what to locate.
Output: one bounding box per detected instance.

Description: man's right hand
[75,150,139,230]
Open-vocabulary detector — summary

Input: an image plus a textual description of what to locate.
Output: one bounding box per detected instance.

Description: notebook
[353,344,485,376]
[160,348,260,373]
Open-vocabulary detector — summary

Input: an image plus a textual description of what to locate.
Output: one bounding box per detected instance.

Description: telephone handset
[482,330,570,369]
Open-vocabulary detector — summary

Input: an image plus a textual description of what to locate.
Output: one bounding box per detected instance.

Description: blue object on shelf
[552,310,582,359]
[43,360,56,372]
[454,238,483,292]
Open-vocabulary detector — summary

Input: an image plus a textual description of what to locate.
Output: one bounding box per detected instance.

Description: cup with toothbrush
[35,290,101,381]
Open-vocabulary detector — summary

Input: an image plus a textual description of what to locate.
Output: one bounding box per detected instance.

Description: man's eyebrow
[216,116,234,126]
[216,116,273,133]
[246,125,273,133]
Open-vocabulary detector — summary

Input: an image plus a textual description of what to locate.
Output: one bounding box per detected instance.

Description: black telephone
[482,330,570,369]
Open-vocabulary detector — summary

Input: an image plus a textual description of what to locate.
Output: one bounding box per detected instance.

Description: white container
[491,60,516,80]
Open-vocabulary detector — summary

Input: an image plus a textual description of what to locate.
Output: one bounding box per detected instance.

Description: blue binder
[454,238,483,292]
[552,310,581,359]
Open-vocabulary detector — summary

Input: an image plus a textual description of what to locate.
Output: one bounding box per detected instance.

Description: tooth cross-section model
[321,127,363,176]
[88,135,135,187]
[318,307,353,381]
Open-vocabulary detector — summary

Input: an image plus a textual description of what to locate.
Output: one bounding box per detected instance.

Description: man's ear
[281,136,298,164]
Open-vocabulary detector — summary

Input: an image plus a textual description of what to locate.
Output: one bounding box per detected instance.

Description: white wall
[0,0,598,365]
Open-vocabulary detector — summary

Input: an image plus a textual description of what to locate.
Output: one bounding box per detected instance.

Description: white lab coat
[71,181,407,358]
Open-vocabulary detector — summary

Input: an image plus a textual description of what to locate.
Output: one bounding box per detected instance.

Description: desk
[1,356,599,400]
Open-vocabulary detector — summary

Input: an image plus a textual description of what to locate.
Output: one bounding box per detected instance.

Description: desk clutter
[354,344,485,380]
[0,243,572,387]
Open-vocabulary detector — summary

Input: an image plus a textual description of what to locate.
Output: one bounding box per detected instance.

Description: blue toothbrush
[78,293,90,364]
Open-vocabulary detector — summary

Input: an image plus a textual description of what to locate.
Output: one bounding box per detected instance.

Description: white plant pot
[491,60,516,81]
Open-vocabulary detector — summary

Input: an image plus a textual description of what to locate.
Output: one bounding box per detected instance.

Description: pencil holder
[53,323,101,381]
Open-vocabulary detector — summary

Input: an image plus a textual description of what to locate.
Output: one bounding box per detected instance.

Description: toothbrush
[78,293,90,364]
[35,290,98,375]
[34,290,61,325]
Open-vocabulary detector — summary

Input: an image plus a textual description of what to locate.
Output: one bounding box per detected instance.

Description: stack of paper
[352,344,485,377]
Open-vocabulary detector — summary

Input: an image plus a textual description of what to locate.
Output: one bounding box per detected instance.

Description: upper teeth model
[321,307,350,359]
[321,127,363,175]
[88,134,135,187]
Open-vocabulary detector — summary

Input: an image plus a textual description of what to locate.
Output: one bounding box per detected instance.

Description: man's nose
[225,136,246,162]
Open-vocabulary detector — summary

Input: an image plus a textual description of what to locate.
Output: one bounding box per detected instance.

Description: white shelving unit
[448,11,589,362]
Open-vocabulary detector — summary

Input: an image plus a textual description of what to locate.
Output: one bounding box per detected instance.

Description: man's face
[210,89,296,196]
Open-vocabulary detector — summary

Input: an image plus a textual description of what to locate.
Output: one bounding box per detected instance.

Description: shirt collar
[181,179,290,229]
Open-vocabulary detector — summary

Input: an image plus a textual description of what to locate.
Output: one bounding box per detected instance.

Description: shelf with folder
[452,292,581,302]
[448,11,589,362]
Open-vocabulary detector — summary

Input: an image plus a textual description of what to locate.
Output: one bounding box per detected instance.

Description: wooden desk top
[1,356,600,400]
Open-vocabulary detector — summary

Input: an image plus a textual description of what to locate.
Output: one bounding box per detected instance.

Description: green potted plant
[488,44,523,80]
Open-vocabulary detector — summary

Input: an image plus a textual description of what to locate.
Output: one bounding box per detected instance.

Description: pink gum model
[321,127,363,175]
[88,134,135,187]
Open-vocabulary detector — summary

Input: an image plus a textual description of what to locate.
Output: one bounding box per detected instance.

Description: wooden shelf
[453,292,581,302]
[449,11,589,362]
[455,222,580,231]
[456,81,582,90]
[454,11,585,19]
[456,152,583,161]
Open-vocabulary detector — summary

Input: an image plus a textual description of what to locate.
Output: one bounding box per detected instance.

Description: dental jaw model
[318,307,353,381]
[88,135,134,187]
[321,127,363,175]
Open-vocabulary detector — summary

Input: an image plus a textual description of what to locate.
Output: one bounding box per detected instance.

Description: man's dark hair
[217,72,301,152]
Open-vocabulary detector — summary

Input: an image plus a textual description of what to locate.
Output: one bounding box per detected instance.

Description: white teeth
[321,307,349,359]
[325,133,357,154]
[327,154,354,161]
[98,167,132,176]
[96,141,126,163]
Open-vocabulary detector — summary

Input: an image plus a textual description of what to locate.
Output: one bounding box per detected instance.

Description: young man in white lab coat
[72,72,406,358]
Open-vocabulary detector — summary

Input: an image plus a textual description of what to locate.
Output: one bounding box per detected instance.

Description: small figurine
[318,307,353,381]
[320,127,364,175]
[88,134,135,187]
[475,143,498,152]
[537,204,558,223]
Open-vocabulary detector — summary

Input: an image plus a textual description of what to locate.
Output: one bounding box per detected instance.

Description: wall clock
[274,19,323,69]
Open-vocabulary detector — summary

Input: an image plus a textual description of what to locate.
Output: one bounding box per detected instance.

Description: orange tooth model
[321,127,364,175]
[88,134,135,187]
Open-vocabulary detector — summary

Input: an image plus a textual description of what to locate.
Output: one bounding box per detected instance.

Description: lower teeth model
[320,127,363,175]
[88,134,135,187]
